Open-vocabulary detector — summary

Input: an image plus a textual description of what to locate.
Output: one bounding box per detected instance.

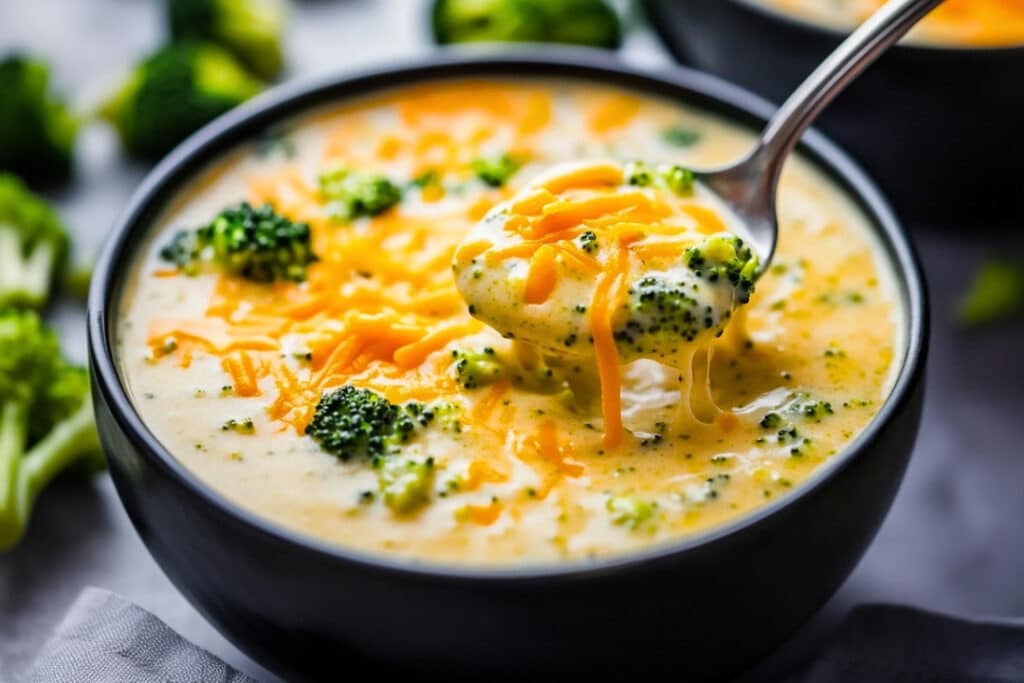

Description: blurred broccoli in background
[957,258,1024,328]
[0,55,78,186]
[167,0,286,80]
[0,309,103,551]
[0,173,70,309]
[100,43,263,159]
[432,0,622,49]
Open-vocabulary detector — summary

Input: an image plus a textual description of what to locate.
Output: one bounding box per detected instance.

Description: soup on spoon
[454,160,759,445]
[455,0,939,446]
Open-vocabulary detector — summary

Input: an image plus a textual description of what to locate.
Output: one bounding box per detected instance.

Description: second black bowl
[644,0,1024,223]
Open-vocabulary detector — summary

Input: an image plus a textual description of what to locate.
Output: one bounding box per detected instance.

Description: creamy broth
[756,0,1024,46]
[118,79,902,565]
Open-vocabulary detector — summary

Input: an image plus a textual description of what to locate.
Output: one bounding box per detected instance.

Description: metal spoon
[702,0,944,268]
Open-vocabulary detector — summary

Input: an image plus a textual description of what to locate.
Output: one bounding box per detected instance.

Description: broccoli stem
[20,240,56,305]
[0,227,25,295]
[0,225,56,307]
[20,397,101,506]
[0,398,100,551]
[0,401,29,550]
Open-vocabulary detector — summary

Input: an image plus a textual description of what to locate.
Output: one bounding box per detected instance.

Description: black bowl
[87,53,928,681]
[643,0,1024,224]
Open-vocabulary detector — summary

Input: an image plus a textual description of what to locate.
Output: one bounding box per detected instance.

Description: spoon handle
[759,0,945,176]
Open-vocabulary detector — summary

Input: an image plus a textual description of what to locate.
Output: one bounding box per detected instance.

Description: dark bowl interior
[643,0,1024,225]
[87,52,929,681]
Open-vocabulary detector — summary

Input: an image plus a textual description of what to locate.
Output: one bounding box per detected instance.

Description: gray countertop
[2,1,1023,681]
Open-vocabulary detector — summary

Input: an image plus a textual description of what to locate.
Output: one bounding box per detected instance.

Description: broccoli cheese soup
[117,79,902,565]
[757,0,1024,46]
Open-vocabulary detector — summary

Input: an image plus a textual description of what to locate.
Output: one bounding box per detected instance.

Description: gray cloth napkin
[800,604,1024,682]
[26,589,1024,682]
[26,588,256,683]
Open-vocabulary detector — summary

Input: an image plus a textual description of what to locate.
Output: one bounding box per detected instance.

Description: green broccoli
[432,0,621,49]
[221,417,255,434]
[615,235,758,357]
[625,161,695,196]
[606,493,658,532]
[622,274,706,347]
[305,385,438,461]
[957,259,1024,328]
[429,401,464,433]
[471,154,520,188]
[684,234,759,304]
[378,457,435,514]
[452,348,504,389]
[158,202,317,282]
[100,42,263,159]
[0,173,70,309]
[167,0,286,79]
[660,126,701,148]
[786,393,834,421]
[318,167,403,220]
[0,310,103,551]
[578,230,599,254]
[0,55,78,186]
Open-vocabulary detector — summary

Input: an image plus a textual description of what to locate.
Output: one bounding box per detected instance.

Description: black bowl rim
[88,48,929,583]
[648,0,1024,55]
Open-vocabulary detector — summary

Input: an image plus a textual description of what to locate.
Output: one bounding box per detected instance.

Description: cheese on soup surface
[118,79,902,565]
[757,0,1024,46]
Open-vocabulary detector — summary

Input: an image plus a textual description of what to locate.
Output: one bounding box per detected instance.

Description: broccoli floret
[684,234,759,304]
[621,274,705,347]
[378,457,435,514]
[167,0,286,79]
[0,55,77,186]
[759,412,782,430]
[159,229,205,276]
[305,385,437,461]
[0,310,103,551]
[606,493,658,532]
[625,161,695,196]
[662,165,696,195]
[0,173,70,309]
[471,154,520,188]
[410,169,441,189]
[452,348,504,389]
[957,259,1024,328]
[221,417,255,434]
[158,202,317,282]
[787,394,834,421]
[318,167,402,220]
[660,126,701,148]
[578,230,599,255]
[616,235,758,357]
[100,43,263,159]
[432,0,621,49]
[428,400,464,433]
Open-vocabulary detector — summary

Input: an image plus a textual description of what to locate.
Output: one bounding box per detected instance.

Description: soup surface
[756,0,1024,46]
[118,79,901,565]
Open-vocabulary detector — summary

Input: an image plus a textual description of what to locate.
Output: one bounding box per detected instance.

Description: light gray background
[2,1,1023,681]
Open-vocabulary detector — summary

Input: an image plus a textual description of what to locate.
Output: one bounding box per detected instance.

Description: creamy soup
[118,79,902,566]
[756,0,1024,46]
